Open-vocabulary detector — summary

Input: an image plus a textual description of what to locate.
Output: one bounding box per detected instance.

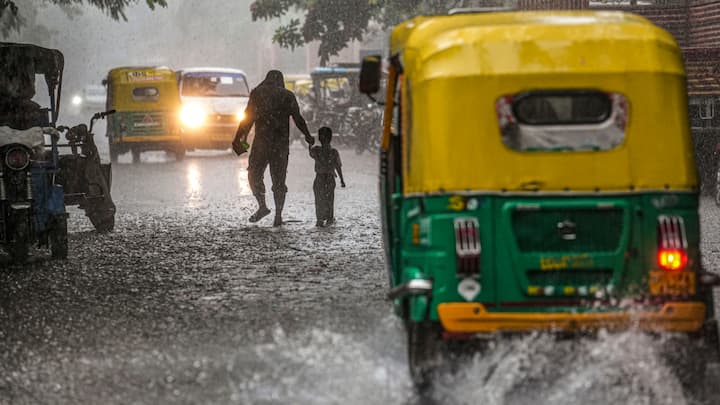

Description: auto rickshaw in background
[360,10,720,399]
[104,66,183,163]
[284,73,312,96]
[307,64,382,154]
[56,110,116,233]
[284,73,314,145]
[176,68,250,151]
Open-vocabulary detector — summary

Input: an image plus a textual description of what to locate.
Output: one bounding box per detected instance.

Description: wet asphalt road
[1,144,720,404]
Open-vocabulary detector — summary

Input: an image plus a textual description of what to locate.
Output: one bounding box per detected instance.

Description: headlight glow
[72,96,82,106]
[180,104,206,128]
[236,110,246,121]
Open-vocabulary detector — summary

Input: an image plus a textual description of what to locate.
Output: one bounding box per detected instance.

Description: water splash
[234,321,688,405]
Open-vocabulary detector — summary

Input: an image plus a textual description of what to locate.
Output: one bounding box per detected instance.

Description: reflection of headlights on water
[72,96,83,106]
[180,104,206,128]
[236,110,245,121]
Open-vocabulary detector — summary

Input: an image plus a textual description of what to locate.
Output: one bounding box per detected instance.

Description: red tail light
[657,215,688,271]
[454,217,480,276]
[658,249,688,271]
[5,146,30,171]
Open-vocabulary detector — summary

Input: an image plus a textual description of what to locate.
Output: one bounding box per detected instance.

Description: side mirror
[101,79,108,86]
[359,55,382,95]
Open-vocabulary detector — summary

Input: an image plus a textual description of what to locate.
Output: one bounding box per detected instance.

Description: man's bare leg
[273,192,285,226]
[249,194,271,223]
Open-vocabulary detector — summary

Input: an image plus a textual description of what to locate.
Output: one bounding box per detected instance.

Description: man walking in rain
[233,70,315,226]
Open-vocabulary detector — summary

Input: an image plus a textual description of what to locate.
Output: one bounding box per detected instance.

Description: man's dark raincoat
[235,70,313,222]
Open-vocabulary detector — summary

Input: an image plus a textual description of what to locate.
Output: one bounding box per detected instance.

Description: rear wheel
[174,147,185,161]
[50,215,68,259]
[131,148,141,164]
[8,214,30,264]
[407,321,443,391]
[666,317,720,404]
[109,141,119,164]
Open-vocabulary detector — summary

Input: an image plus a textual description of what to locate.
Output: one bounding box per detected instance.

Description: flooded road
[0,145,718,404]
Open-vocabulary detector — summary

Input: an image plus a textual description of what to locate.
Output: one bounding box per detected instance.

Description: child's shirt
[310,145,342,175]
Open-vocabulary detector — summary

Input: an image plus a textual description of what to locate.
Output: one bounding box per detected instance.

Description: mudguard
[397,266,432,323]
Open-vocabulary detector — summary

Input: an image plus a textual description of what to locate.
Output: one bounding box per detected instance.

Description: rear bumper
[112,135,182,144]
[181,127,235,149]
[437,302,707,333]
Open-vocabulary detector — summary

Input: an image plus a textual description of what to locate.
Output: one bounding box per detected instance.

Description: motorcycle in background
[57,110,116,233]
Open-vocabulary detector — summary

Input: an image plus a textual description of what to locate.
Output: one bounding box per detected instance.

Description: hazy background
[4,0,384,125]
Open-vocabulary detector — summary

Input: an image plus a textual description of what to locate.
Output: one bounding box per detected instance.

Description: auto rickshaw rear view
[360,10,720,398]
[105,66,183,163]
[0,42,116,263]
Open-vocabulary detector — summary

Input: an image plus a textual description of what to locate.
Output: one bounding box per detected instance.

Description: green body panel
[386,192,701,322]
[109,110,175,139]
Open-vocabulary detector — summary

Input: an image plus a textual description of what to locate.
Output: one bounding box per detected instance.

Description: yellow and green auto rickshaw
[360,10,720,395]
[104,66,183,163]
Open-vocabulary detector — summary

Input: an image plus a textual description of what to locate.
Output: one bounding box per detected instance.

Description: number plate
[649,271,696,296]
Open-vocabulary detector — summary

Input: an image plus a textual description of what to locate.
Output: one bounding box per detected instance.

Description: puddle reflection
[186,161,203,207]
[237,166,252,196]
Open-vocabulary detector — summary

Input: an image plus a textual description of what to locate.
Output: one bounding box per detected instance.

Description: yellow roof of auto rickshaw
[389,10,695,194]
[390,11,682,77]
[107,66,176,84]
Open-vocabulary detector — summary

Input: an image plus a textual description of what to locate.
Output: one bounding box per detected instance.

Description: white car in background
[68,84,107,118]
[177,67,250,151]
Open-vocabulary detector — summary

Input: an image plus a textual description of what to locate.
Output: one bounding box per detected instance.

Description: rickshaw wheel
[8,217,29,264]
[665,317,720,404]
[407,321,443,390]
[131,148,141,164]
[50,215,68,259]
[109,142,119,164]
[175,147,185,161]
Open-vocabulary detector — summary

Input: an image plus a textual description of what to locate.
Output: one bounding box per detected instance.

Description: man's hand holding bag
[232,123,251,156]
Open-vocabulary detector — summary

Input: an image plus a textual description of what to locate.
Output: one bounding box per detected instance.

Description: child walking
[309,127,345,227]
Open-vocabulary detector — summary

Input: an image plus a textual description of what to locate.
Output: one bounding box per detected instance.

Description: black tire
[109,141,119,164]
[50,215,68,259]
[8,214,30,264]
[665,319,720,404]
[88,211,115,233]
[407,321,443,391]
[131,148,141,164]
[175,147,185,161]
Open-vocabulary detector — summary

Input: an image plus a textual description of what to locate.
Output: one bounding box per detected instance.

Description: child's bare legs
[314,174,335,226]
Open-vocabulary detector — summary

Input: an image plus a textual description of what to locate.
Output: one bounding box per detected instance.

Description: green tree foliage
[0,0,167,37]
[250,0,467,64]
